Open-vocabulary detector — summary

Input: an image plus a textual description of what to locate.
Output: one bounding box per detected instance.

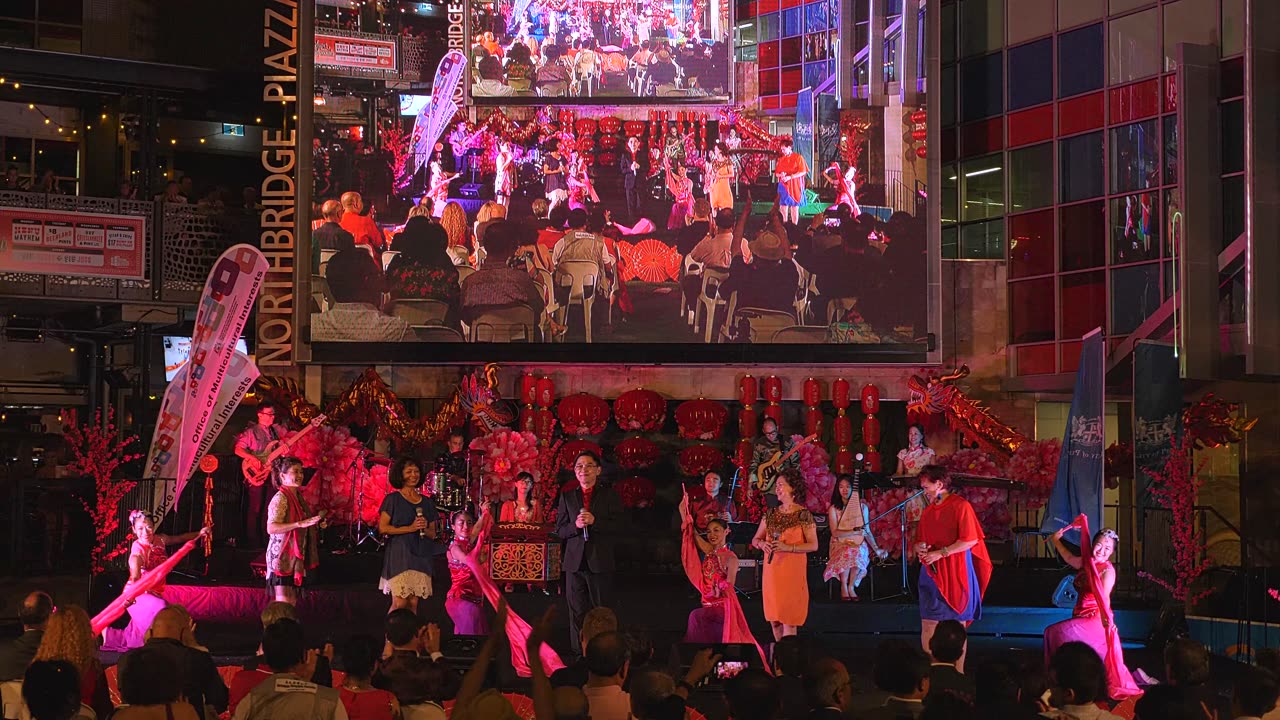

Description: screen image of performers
[896,424,937,477]
[265,456,323,605]
[567,152,599,208]
[824,474,888,602]
[1045,517,1143,700]
[823,162,861,218]
[434,431,474,515]
[446,507,494,635]
[555,449,622,654]
[750,470,818,640]
[665,158,695,230]
[542,139,569,215]
[913,464,992,672]
[774,139,809,225]
[377,456,440,614]
[706,142,736,213]
[234,402,292,549]
[689,470,734,534]
[101,511,212,651]
[621,136,645,221]
[494,141,516,207]
[499,472,545,593]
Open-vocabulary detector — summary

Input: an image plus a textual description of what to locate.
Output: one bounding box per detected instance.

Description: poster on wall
[0,206,146,280]
[316,32,398,72]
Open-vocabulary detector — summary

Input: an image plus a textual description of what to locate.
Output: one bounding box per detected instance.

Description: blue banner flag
[1133,341,1182,528]
[1041,328,1106,542]
[794,87,815,184]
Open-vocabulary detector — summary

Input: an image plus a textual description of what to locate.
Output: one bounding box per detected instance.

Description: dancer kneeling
[1044,515,1142,700]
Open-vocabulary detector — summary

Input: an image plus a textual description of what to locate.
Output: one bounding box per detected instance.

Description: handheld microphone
[415,507,427,538]
[581,491,591,542]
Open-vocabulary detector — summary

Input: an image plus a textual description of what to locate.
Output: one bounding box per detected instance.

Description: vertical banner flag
[1041,327,1106,542]
[412,50,468,176]
[1134,341,1182,528]
[815,94,841,174]
[794,87,815,183]
[144,245,268,517]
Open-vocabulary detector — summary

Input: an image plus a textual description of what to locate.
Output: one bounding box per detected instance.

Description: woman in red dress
[338,635,400,720]
[446,507,495,635]
[665,160,695,230]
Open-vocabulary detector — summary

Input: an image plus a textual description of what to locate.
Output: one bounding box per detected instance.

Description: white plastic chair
[318,249,338,276]
[381,250,401,270]
[311,274,335,313]
[693,267,730,343]
[772,325,830,343]
[456,266,476,285]
[385,298,450,326]
[555,260,602,343]
[469,304,538,342]
[736,307,799,343]
[412,325,465,342]
[680,255,705,322]
[826,296,859,324]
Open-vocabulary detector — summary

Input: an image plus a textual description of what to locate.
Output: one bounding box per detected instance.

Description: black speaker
[733,555,762,593]
[459,183,484,198]
[441,634,517,686]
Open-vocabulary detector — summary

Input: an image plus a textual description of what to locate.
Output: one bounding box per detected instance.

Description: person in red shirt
[774,140,809,226]
[339,191,384,252]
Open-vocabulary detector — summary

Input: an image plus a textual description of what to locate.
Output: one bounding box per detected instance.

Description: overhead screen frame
[463,0,735,106]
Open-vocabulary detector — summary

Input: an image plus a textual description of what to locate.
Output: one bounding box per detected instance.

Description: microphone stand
[347,446,383,551]
[866,489,924,602]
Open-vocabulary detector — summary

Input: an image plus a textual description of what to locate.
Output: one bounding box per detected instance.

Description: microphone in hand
[415,507,427,538]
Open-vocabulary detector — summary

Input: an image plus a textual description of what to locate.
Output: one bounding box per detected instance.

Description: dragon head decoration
[906,365,1027,459]
[458,364,515,434]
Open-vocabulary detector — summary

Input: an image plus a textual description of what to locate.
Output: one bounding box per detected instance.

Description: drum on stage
[426,472,468,511]
[488,522,561,589]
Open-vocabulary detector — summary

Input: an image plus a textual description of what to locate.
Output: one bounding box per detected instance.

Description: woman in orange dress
[750,470,818,640]
[707,142,735,213]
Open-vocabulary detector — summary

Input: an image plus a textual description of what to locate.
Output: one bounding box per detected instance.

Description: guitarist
[234,402,293,549]
[750,417,797,507]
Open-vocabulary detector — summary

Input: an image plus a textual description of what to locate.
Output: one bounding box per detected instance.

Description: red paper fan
[629,238,681,282]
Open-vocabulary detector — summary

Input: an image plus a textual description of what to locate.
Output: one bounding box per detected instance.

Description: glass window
[961,156,1004,221]
[1060,132,1104,203]
[758,13,779,41]
[1109,8,1160,85]
[1009,0,1054,44]
[1009,210,1055,278]
[1008,39,1053,111]
[942,226,958,259]
[1061,200,1107,270]
[941,1,956,65]
[2,0,36,19]
[736,45,758,62]
[960,219,1005,259]
[1061,271,1107,338]
[941,65,956,127]
[1163,0,1218,72]
[942,164,959,225]
[1164,188,1180,258]
[736,22,758,46]
[1222,100,1243,175]
[1163,115,1178,186]
[1111,262,1162,334]
[782,7,802,36]
[960,52,1002,122]
[805,1,828,32]
[1058,0,1104,29]
[36,22,79,53]
[1222,0,1244,56]
[0,19,36,47]
[959,0,1004,58]
[1011,278,1056,343]
[33,138,77,181]
[1110,192,1161,264]
[38,0,83,24]
[1110,120,1158,194]
[1109,0,1153,13]
[1058,24,1104,97]
[1009,143,1054,211]
[1222,175,1244,246]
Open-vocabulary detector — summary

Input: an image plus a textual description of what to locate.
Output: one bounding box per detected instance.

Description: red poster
[0,206,146,280]
[315,33,398,71]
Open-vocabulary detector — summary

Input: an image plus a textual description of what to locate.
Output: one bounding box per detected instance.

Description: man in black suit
[118,607,229,717]
[804,657,853,719]
[926,620,974,705]
[556,449,622,655]
[0,591,52,681]
[620,136,645,221]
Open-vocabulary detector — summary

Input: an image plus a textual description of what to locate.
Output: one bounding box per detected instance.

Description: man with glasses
[555,450,623,654]
[234,402,293,548]
[749,417,797,506]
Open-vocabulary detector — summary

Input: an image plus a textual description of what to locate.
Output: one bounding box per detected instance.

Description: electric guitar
[753,433,819,492]
[241,414,328,487]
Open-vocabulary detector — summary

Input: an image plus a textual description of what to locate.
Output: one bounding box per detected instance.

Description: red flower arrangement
[292,424,370,524]
[469,429,541,501]
[615,436,662,470]
[65,408,142,575]
[678,445,725,476]
[1139,434,1214,605]
[940,449,1010,540]
[866,487,919,559]
[1104,441,1134,490]
[793,435,836,515]
[615,476,657,508]
[536,439,565,524]
[1004,438,1061,508]
[734,484,767,524]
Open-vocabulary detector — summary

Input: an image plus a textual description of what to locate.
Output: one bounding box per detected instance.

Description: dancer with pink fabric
[1044,514,1143,700]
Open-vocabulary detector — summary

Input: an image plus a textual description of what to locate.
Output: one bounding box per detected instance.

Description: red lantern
[616,475,657,508]
[597,134,620,150]
[599,116,622,134]
[557,392,610,435]
[678,445,726,476]
[739,375,758,405]
[832,378,851,409]
[598,152,618,167]
[519,406,537,434]
[863,416,881,447]
[738,406,759,438]
[534,407,556,441]
[834,415,854,446]
[613,388,666,432]
[615,436,662,470]
[916,146,928,158]
[558,439,604,470]
[674,398,729,440]
[575,118,598,136]
[520,373,537,406]
[763,376,783,404]
[535,377,555,408]
[805,408,823,437]
[802,378,822,407]
[835,448,854,474]
[860,384,879,414]
[624,120,647,136]
[559,109,575,126]
[576,136,596,152]
[864,451,882,472]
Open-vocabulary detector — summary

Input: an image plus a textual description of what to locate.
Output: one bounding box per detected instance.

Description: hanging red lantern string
[802,378,823,437]
[861,384,881,471]
[832,378,853,474]
[762,376,783,424]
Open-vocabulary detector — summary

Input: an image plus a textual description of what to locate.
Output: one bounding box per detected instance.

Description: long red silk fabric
[1069,514,1143,700]
[90,538,199,636]
[462,524,567,678]
[680,522,771,671]
[920,494,992,615]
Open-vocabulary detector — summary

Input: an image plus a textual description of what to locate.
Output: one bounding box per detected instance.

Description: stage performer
[234,402,292,549]
[446,506,494,635]
[774,139,809,225]
[750,417,797,503]
[823,162,861,217]
[555,449,622,655]
[750,470,818,640]
[101,511,212,651]
[499,472,543,524]
[378,456,440,614]
[494,141,516,208]
[1044,517,1142,700]
[896,424,936,477]
[678,487,766,663]
[265,456,323,605]
[824,474,887,601]
[427,158,455,219]
[913,464,991,673]
[567,153,599,208]
[707,142,736,213]
[665,159,695,230]
[542,139,569,215]
[690,470,735,535]
[620,136,646,221]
